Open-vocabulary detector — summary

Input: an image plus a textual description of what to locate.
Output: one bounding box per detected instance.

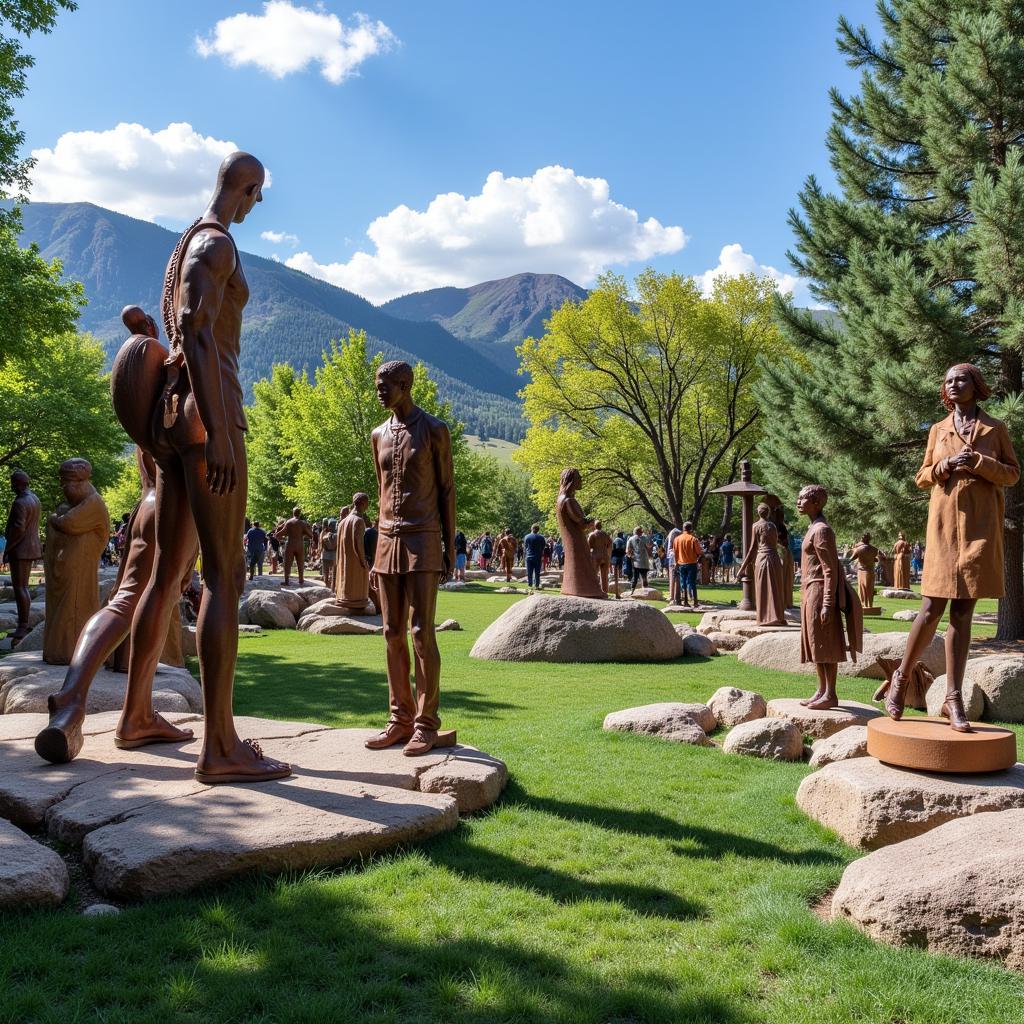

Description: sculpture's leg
[941,597,976,732]
[807,664,839,710]
[10,558,32,640]
[886,595,947,720]
[117,457,197,748]
[364,572,415,750]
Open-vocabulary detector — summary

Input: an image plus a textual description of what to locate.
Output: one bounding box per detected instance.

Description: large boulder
[722,718,803,761]
[796,757,1024,849]
[766,698,881,740]
[925,673,986,721]
[0,819,68,908]
[832,809,1024,970]
[603,702,716,741]
[808,726,869,768]
[293,585,335,607]
[469,595,683,663]
[707,686,767,728]
[239,590,297,629]
[737,630,944,680]
[957,656,1024,723]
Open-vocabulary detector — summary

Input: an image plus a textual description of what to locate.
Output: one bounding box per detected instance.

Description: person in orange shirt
[672,521,704,608]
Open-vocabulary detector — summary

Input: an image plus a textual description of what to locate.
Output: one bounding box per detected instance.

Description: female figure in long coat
[737,503,786,625]
[885,364,1020,731]
[891,532,911,591]
[556,468,604,599]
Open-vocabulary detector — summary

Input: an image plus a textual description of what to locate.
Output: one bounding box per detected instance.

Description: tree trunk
[718,495,734,536]
[997,350,1024,641]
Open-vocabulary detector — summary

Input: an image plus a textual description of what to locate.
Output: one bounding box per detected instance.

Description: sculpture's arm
[52,493,106,536]
[433,422,456,570]
[4,500,28,552]
[915,424,950,488]
[970,423,1021,487]
[353,518,368,569]
[814,524,839,611]
[178,231,236,495]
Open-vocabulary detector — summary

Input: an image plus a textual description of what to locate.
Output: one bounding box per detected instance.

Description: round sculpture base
[867,716,1017,774]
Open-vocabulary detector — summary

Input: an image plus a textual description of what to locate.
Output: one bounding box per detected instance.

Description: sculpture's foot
[799,688,825,707]
[114,712,195,750]
[403,728,457,757]
[806,694,839,711]
[941,693,974,733]
[872,679,890,702]
[195,738,291,784]
[35,696,87,764]
[884,668,907,721]
[364,723,414,750]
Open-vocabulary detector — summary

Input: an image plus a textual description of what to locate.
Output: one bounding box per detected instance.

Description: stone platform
[0,714,506,904]
[867,716,1017,773]
[767,698,881,740]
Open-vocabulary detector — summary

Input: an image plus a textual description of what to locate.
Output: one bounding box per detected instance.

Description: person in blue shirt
[245,521,268,579]
[522,524,547,589]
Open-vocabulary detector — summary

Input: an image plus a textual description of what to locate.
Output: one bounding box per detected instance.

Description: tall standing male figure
[109,152,289,784]
[366,360,457,756]
[2,471,41,645]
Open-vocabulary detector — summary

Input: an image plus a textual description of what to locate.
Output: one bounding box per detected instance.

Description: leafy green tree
[485,464,544,538]
[100,452,142,522]
[756,0,1024,638]
[515,269,788,532]
[1,332,127,509]
[245,363,298,524]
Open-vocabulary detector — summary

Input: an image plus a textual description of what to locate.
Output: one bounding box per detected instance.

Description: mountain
[15,202,526,440]
[381,273,588,373]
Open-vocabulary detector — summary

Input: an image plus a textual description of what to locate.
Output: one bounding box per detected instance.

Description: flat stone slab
[767,698,881,739]
[0,650,202,716]
[0,818,68,908]
[796,756,1024,849]
[832,809,1024,971]
[603,702,715,743]
[298,614,384,635]
[0,716,507,903]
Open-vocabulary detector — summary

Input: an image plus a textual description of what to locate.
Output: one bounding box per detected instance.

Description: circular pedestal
[867,716,1017,774]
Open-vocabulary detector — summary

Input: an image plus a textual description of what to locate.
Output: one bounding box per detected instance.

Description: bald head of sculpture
[10,470,29,494]
[121,305,158,339]
[210,151,265,225]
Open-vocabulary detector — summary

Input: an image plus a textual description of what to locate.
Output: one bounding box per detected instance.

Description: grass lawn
[2,584,1023,1023]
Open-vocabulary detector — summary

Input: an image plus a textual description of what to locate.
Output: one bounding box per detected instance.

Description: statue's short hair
[59,458,92,482]
[941,363,991,411]
[378,360,413,386]
[798,484,828,508]
[352,492,369,507]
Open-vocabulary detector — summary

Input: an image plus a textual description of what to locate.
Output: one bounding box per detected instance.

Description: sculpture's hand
[819,605,832,626]
[204,433,236,495]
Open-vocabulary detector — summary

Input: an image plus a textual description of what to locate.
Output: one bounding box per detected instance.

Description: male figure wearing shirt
[673,521,704,609]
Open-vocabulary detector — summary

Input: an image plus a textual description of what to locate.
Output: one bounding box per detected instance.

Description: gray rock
[239,590,297,629]
[957,656,1024,723]
[603,702,715,741]
[808,726,869,768]
[722,718,803,761]
[706,631,746,652]
[418,752,509,813]
[10,620,44,652]
[766,698,881,740]
[624,587,664,601]
[293,585,335,607]
[925,673,986,720]
[796,756,1024,849]
[0,819,68,908]
[707,686,767,728]
[82,902,121,917]
[891,609,919,621]
[437,619,462,631]
[880,588,917,600]
[470,594,683,663]
[297,614,383,635]
[682,632,717,657]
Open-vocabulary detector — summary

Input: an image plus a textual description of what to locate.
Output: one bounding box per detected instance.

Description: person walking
[244,520,268,579]
[523,524,546,589]
[673,522,704,608]
[625,526,650,593]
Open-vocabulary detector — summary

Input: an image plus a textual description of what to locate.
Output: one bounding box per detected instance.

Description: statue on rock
[108,151,290,783]
[891,531,912,590]
[2,470,41,646]
[365,360,457,756]
[556,468,605,599]
[850,532,880,611]
[883,364,1020,732]
[278,507,313,587]
[43,459,110,666]
[337,493,373,614]
[320,518,338,591]
[588,520,613,596]
[796,484,862,709]
[765,494,795,609]
[736,503,786,626]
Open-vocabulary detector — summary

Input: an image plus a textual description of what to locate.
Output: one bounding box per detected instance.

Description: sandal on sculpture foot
[884,668,908,721]
[940,692,974,733]
[194,738,292,785]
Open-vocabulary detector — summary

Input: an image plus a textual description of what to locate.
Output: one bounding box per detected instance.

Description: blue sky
[21,0,879,304]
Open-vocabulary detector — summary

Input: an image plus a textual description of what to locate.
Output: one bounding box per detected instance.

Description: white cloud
[29,122,244,222]
[285,165,687,303]
[261,229,299,246]
[196,2,396,84]
[694,243,822,307]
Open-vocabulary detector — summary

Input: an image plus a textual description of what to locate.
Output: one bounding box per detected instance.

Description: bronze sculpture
[557,468,605,599]
[43,459,110,665]
[108,152,289,783]
[796,484,862,709]
[497,529,517,582]
[337,493,372,613]
[588,520,613,595]
[320,518,338,590]
[850,533,880,610]
[278,507,313,587]
[365,360,457,756]
[891,531,911,591]
[736,503,786,626]
[765,495,795,609]
[884,364,1020,732]
[2,470,41,646]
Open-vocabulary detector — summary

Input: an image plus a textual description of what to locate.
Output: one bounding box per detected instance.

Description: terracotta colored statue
[736,503,786,626]
[108,152,289,783]
[365,360,457,757]
[850,532,879,610]
[337,493,372,613]
[43,459,110,665]
[588,520,613,595]
[765,494,796,609]
[2,470,41,645]
[497,529,517,582]
[278,507,313,586]
[796,484,863,709]
[320,519,338,591]
[884,364,1020,732]
[556,468,605,599]
[36,432,195,761]
[891,531,911,590]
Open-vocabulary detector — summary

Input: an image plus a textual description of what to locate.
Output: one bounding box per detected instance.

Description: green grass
[2,586,1023,1023]
[465,434,520,465]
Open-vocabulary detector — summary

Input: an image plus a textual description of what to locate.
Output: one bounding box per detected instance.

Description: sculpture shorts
[374,530,444,574]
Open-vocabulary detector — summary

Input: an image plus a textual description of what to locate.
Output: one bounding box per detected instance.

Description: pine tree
[757,0,1024,639]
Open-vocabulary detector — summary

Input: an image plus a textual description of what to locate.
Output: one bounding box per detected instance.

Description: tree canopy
[515,269,789,532]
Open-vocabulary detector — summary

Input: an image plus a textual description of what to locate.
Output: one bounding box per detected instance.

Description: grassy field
[465,434,520,466]
[1,583,1023,1023]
